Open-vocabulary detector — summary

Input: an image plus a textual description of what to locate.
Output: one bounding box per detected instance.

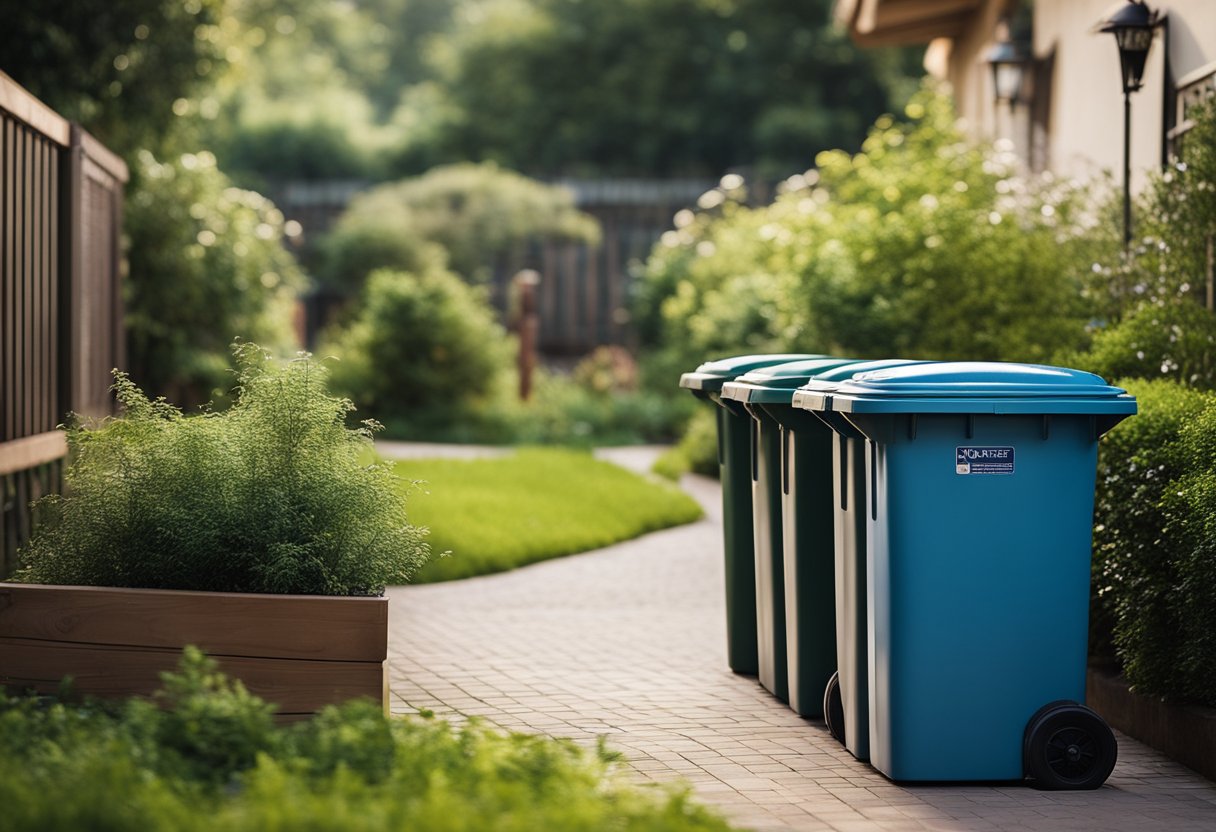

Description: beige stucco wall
[933,0,1215,191]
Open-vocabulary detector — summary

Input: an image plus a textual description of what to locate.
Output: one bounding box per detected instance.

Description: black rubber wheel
[823,671,846,745]
[1023,701,1117,790]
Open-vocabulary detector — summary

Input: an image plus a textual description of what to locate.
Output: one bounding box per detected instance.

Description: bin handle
[839,434,848,512]
[870,440,878,522]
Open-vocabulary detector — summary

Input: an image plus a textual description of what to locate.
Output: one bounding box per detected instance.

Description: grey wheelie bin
[679,354,818,676]
[791,359,928,758]
[825,362,1135,788]
[721,357,862,710]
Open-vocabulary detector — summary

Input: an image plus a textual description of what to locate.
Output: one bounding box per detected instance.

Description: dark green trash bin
[680,354,817,676]
[791,359,927,755]
[721,357,862,710]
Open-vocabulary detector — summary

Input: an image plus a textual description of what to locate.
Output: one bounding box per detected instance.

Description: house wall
[930,0,1216,191]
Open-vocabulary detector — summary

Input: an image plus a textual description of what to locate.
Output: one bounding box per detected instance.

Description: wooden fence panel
[0,72,126,577]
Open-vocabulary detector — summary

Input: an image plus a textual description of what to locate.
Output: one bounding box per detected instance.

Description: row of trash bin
[680,354,1137,791]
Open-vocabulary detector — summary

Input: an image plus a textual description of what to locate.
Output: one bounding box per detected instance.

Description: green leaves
[16,345,430,596]
[0,652,736,831]
[1092,379,1216,705]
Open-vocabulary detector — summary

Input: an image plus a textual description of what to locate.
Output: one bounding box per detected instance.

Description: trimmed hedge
[1093,378,1216,704]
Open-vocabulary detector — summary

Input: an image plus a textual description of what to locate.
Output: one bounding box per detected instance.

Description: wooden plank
[0,638,385,715]
[0,583,388,661]
[0,72,70,147]
[0,430,65,476]
[78,128,128,185]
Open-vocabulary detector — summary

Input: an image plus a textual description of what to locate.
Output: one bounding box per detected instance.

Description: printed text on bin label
[955,446,1014,475]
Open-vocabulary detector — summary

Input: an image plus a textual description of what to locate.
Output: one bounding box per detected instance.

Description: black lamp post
[1098,1,1162,250]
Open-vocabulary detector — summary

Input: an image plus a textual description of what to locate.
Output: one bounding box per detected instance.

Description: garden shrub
[126,151,305,407]
[1090,379,1210,667]
[1070,99,1216,388]
[0,651,736,832]
[653,406,720,481]
[319,163,600,291]
[322,268,515,432]
[1062,300,1216,389]
[635,84,1107,386]
[16,345,430,595]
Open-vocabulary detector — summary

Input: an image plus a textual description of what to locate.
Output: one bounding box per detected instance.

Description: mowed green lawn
[390,448,702,583]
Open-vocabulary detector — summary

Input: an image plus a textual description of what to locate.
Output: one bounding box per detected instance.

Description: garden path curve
[382,442,1216,832]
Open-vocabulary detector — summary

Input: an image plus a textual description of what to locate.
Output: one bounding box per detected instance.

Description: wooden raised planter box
[0,583,388,718]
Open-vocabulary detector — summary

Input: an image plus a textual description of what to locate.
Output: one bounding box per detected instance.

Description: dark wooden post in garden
[514,269,540,401]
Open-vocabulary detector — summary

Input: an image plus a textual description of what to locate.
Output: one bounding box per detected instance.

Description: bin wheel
[1023,701,1117,790]
[823,671,845,745]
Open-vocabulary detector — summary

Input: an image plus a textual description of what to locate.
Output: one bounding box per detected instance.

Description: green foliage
[395,448,703,582]
[0,0,227,158]
[153,647,278,784]
[1092,379,1216,704]
[125,150,305,406]
[1061,300,1216,389]
[428,0,919,177]
[16,345,430,595]
[653,406,720,481]
[0,651,735,832]
[322,268,515,429]
[637,85,1107,382]
[319,163,600,291]
[1071,99,1216,387]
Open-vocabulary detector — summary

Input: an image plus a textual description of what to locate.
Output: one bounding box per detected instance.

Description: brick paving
[383,445,1216,831]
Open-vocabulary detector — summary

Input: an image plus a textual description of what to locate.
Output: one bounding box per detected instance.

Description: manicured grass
[392,448,703,583]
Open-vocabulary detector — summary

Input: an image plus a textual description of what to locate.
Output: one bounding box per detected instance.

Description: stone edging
[1087,665,1216,782]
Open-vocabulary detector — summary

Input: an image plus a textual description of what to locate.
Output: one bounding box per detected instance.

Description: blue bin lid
[792,359,929,413]
[679,354,823,392]
[721,357,863,405]
[829,362,1138,416]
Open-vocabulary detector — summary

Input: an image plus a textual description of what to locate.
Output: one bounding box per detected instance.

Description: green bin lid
[792,359,929,413]
[721,357,864,405]
[679,354,823,392]
[830,362,1138,416]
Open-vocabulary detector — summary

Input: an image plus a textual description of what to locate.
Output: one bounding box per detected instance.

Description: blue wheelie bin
[791,358,928,758]
[680,354,818,676]
[828,362,1135,789]
[721,357,864,713]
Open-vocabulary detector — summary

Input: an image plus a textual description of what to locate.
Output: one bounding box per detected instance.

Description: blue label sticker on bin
[955,446,1014,475]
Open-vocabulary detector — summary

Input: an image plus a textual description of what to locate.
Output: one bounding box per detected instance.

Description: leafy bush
[1091,378,1216,704]
[653,406,719,481]
[0,651,735,832]
[126,150,305,406]
[16,345,429,595]
[636,84,1109,383]
[1063,300,1216,389]
[322,268,515,431]
[1090,379,1209,663]
[1071,99,1216,388]
[319,163,600,291]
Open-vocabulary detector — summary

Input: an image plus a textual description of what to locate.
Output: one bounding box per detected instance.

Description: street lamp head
[1098,1,1162,94]
[985,38,1029,105]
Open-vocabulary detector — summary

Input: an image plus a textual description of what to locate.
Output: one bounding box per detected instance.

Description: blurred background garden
[4,0,1216,709]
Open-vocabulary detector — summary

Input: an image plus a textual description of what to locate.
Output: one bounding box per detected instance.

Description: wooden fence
[0,71,127,577]
[273,177,717,356]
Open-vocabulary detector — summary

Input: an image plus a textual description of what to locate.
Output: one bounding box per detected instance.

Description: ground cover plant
[15,344,429,595]
[0,649,735,832]
[392,448,702,582]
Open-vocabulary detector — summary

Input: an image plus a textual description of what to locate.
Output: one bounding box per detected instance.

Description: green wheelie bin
[721,357,862,710]
[680,354,818,676]
[791,359,928,757]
